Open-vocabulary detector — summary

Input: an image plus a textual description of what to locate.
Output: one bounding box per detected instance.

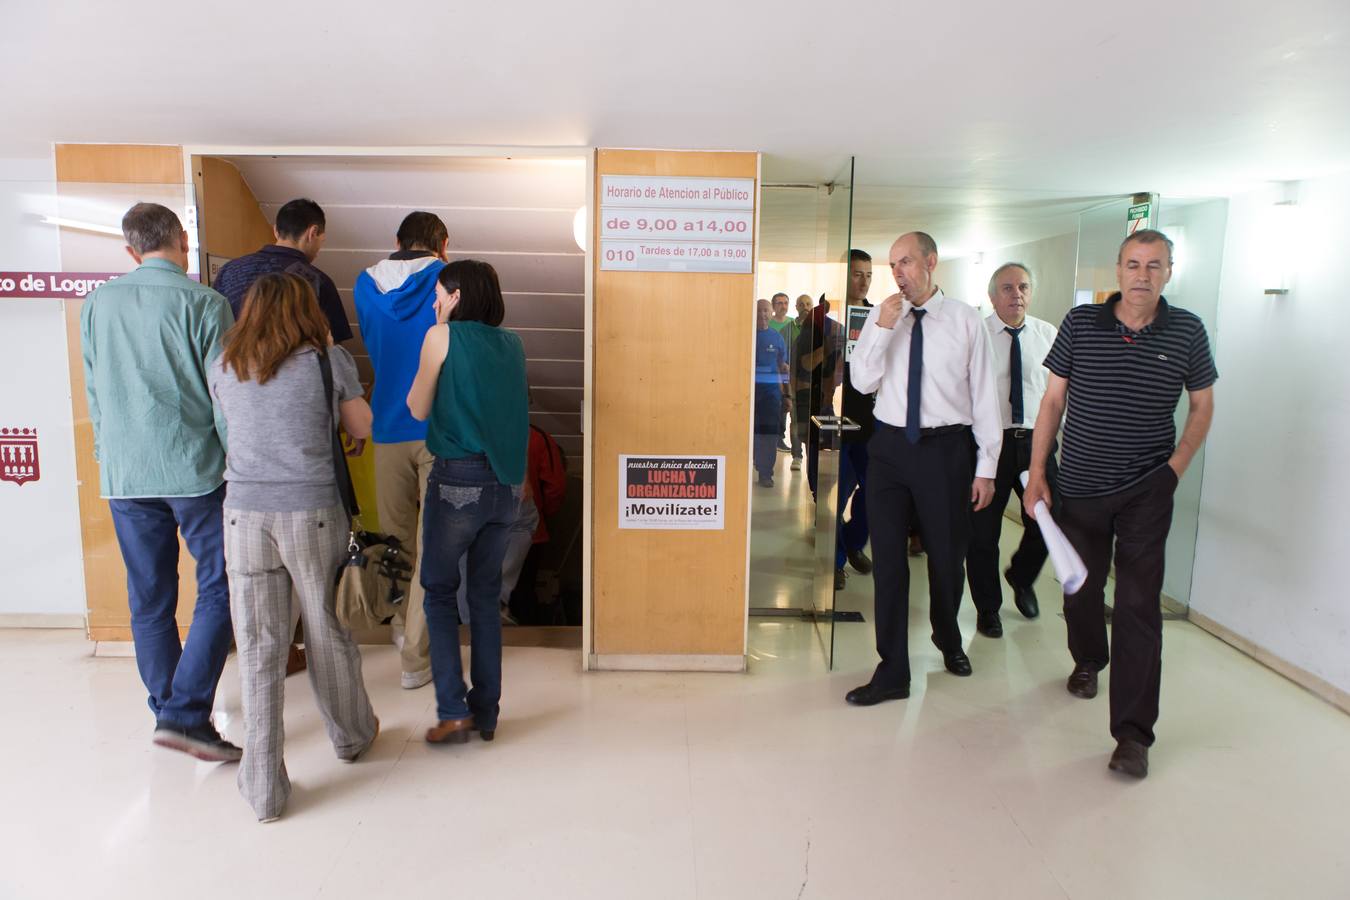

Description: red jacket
[525,426,567,543]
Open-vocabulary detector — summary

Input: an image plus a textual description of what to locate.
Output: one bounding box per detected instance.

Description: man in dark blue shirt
[214,198,353,344]
[754,299,789,488]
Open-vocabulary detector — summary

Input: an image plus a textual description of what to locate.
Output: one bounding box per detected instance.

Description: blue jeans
[108,485,232,728]
[420,455,517,728]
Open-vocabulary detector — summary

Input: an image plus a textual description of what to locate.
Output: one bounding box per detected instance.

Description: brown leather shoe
[426,717,474,744]
[1067,664,1098,699]
[286,644,307,677]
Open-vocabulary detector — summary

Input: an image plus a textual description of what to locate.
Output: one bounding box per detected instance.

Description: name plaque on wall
[599,176,754,274]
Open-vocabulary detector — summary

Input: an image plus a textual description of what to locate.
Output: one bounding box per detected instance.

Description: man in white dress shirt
[844,232,1003,705]
[965,263,1060,639]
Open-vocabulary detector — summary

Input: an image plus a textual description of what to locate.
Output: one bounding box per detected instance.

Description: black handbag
[317,348,359,519]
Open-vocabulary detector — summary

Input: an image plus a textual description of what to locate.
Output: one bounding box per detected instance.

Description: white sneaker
[401,668,432,690]
[790,459,802,471]
[390,621,405,652]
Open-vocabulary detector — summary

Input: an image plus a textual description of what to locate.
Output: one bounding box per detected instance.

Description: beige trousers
[373,440,434,675]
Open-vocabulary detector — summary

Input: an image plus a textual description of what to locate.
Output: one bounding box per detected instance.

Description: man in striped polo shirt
[1023,229,1216,779]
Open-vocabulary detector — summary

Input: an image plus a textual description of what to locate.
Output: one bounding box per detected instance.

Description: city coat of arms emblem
[0,427,40,486]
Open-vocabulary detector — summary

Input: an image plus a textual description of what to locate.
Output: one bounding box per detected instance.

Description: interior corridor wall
[933,231,1079,322]
[0,155,85,619]
[1190,171,1350,701]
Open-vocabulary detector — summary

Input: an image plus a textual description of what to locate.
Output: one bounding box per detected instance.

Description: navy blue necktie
[906,308,927,443]
[1006,325,1025,426]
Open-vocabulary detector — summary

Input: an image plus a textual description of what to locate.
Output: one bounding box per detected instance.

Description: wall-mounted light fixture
[572,207,588,252]
[1264,182,1300,296]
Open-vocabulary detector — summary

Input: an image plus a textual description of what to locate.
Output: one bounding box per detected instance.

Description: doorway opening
[189,150,590,650]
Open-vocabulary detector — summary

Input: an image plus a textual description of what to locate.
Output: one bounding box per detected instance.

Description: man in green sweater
[81,202,239,763]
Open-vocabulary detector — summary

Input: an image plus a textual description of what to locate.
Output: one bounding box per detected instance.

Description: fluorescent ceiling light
[40,215,200,249]
[39,215,122,237]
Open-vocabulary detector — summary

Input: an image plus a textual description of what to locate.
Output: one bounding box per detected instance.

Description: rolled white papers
[1019,471,1088,595]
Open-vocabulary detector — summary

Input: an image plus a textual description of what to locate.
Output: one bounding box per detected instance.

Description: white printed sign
[600,176,755,274]
[619,455,725,530]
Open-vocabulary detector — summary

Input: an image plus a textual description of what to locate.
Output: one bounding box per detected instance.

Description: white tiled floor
[5,458,1350,898]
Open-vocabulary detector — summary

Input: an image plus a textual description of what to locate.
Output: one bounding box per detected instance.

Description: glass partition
[747,158,854,670]
[1074,196,1227,616]
[1156,199,1227,613]
[0,180,198,636]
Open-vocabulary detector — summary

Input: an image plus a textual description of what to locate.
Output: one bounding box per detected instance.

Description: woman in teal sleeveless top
[406,260,528,745]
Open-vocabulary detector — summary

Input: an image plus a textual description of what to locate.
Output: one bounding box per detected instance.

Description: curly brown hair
[220,272,330,384]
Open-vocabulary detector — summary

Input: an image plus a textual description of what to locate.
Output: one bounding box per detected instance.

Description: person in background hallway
[1024,229,1216,779]
[408,260,528,745]
[753,298,790,488]
[964,263,1059,638]
[788,293,814,469]
[214,196,356,676]
[767,291,798,453]
[793,297,844,500]
[353,211,449,691]
[835,249,876,592]
[845,232,1001,706]
[80,202,240,761]
[209,273,378,822]
[214,197,354,346]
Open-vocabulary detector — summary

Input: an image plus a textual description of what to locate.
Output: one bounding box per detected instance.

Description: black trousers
[1058,465,1177,746]
[866,423,974,689]
[966,429,1058,614]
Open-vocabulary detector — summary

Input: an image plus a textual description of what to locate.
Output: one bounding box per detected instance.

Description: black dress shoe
[847,550,873,575]
[834,567,847,591]
[943,650,973,676]
[976,612,1003,638]
[845,683,910,706]
[930,634,973,676]
[1005,568,1040,619]
[1108,740,1149,779]
[1066,664,1098,699]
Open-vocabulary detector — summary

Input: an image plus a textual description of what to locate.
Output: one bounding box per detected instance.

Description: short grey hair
[121,202,184,255]
[1118,229,1174,265]
[987,262,1033,298]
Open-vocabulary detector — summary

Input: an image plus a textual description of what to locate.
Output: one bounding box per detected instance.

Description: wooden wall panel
[194,156,275,263]
[55,144,196,641]
[591,149,756,660]
[55,144,183,185]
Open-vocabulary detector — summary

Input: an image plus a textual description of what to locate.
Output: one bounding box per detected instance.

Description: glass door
[809,158,856,666]
[748,157,854,670]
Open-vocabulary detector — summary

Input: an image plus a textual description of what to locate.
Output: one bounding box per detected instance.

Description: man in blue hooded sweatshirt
[353,211,449,690]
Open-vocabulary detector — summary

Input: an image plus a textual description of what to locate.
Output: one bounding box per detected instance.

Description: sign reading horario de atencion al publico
[600,176,755,274]
[618,454,725,530]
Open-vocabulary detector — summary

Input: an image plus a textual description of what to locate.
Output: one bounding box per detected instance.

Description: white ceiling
[3,0,1348,199]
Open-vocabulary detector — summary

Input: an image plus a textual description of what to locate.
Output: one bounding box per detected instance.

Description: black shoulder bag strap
[318,349,360,518]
